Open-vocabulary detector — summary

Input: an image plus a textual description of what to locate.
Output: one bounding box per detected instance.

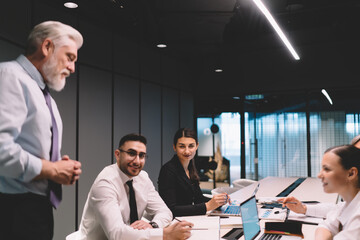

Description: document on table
[174,216,220,240]
[287,211,324,225]
[220,216,242,228]
[258,208,287,221]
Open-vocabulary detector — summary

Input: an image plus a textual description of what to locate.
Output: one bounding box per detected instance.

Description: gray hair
[26,21,83,55]
[351,135,360,146]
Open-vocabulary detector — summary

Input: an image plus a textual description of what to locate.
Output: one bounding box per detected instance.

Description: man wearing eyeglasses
[76,133,193,240]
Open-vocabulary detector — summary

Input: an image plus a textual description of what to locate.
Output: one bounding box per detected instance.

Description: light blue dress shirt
[0,55,63,196]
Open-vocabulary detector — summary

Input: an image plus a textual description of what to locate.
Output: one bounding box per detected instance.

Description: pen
[285,208,290,221]
[174,217,182,222]
[174,217,205,229]
[277,201,297,204]
[225,193,232,205]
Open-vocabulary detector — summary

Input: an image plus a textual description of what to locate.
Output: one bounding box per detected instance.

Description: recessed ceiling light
[157,44,167,48]
[64,2,78,8]
[215,69,223,72]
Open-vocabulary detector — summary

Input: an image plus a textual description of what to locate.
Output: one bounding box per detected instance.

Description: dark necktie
[126,180,138,223]
[42,86,62,208]
[339,222,343,232]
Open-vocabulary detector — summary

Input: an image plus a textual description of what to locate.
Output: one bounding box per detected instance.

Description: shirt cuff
[149,228,163,240]
[305,204,317,217]
[22,153,42,182]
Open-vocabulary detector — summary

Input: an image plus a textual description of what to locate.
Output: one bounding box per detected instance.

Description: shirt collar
[116,164,135,185]
[16,54,46,90]
[338,190,360,225]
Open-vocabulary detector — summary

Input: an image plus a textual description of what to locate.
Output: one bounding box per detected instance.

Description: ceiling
[52,0,360,114]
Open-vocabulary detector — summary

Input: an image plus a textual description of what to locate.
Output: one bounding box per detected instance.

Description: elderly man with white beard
[0,21,83,240]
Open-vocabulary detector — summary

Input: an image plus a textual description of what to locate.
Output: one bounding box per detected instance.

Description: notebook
[240,196,302,240]
[209,183,260,217]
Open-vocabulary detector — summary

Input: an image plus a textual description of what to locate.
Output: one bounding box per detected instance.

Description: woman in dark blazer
[158,128,228,217]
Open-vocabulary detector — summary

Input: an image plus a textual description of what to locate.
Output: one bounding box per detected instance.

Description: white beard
[42,54,70,92]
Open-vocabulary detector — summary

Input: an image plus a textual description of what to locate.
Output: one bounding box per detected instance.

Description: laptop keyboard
[224,205,240,215]
[260,234,282,240]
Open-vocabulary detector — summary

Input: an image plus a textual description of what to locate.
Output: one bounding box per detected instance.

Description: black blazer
[158,155,210,217]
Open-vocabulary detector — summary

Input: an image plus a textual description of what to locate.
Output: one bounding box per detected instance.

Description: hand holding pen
[277,196,307,214]
[205,193,231,211]
[166,218,193,239]
[225,193,232,205]
[174,218,207,230]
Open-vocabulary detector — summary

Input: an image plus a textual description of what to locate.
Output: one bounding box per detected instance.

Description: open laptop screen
[240,196,261,240]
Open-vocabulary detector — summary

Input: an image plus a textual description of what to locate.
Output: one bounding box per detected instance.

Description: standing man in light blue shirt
[0,21,83,240]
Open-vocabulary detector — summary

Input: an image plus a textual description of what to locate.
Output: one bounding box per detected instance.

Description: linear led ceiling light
[321,89,333,105]
[252,0,300,60]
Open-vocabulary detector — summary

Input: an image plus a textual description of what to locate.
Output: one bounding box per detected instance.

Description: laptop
[240,196,302,240]
[209,183,260,217]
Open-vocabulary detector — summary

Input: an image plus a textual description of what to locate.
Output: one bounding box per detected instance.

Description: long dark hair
[173,128,200,183]
[325,144,360,187]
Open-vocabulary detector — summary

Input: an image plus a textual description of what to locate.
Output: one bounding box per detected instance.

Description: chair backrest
[232,179,256,189]
[211,186,240,195]
[65,230,80,240]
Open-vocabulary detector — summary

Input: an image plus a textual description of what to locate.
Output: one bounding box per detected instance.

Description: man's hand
[163,221,193,240]
[35,155,82,184]
[130,220,152,230]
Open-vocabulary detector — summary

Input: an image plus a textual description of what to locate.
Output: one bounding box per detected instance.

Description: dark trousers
[0,192,54,240]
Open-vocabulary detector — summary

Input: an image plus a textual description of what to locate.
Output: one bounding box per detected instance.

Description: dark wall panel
[0,39,23,62]
[139,45,160,84]
[78,66,112,224]
[0,0,30,45]
[113,33,139,78]
[141,82,162,185]
[78,20,112,70]
[162,55,180,89]
[52,75,78,239]
[113,75,140,153]
[162,87,180,165]
[180,91,194,129]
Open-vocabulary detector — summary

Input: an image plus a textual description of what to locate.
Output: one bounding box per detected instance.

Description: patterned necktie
[126,180,138,223]
[42,86,62,208]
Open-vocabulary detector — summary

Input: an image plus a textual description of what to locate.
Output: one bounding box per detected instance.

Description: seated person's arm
[278,196,334,218]
[158,168,207,216]
[315,227,333,240]
[90,179,161,240]
[205,193,229,211]
[143,173,173,228]
[163,221,193,240]
[278,196,306,214]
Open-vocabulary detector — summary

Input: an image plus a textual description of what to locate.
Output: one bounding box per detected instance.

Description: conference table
[185,177,339,240]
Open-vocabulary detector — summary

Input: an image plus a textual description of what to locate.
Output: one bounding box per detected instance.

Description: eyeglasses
[119,149,147,160]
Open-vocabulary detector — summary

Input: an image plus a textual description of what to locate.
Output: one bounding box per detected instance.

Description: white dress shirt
[317,191,360,239]
[79,164,173,240]
[306,202,336,218]
[0,55,62,195]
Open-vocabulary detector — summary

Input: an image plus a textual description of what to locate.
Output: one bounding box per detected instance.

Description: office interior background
[1,0,360,239]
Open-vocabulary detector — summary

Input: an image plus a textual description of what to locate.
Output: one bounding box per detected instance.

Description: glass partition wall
[196,88,360,185]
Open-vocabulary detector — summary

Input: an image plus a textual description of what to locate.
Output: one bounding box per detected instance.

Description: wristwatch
[149,221,159,228]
